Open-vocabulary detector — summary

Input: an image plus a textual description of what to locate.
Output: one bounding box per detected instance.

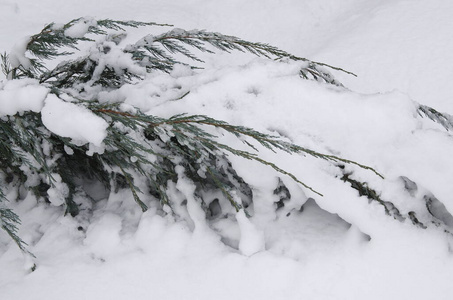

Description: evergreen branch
[94,107,328,198]
[27,18,169,61]
[293,58,356,77]
[1,52,11,77]
[38,56,90,85]
[341,172,403,220]
[10,18,169,79]
[16,17,354,87]
[0,190,30,254]
[117,165,148,212]
[146,114,383,178]
[130,28,353,84]
[94,19,171,33]
[91,108,383,181]
[0,17,377,255]
[418,105,453,131]
[13,116,54,183]
[152,29,295,59]
[205,167,243,211]
[194,134,323,196]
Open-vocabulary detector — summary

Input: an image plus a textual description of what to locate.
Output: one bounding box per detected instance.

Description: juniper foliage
[0,18,376,252]
[0,191,28,253]
[418,105,453,131]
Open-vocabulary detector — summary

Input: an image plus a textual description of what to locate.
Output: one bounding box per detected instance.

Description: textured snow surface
[1,1,453,300]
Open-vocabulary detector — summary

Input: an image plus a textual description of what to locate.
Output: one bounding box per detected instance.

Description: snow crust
[1,1,453,300]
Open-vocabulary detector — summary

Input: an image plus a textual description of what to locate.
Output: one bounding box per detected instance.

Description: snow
[46,174,69,207]
[1,1,453,300]
[0,79,48,117]
[310,1,453,112]
[83,212,123,258]
[64,17,96,38]
[41,93,108,148]
[87,42,146,86]
[8,36,32,70]
[236,209,265,256]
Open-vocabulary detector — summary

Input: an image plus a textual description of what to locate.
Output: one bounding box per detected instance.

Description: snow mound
[0,79,48,117]
[41,94,108,148]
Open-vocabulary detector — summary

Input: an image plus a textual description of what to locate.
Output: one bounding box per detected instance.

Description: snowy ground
[1,1,453,299]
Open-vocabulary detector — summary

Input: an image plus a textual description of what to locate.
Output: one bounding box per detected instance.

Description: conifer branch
[0,190,29,254]
[117,165,148,212]
[1,52,11,77]
[205,167,243,211]
[142,29,354,85]
[0,17,378,255]
[3,17,353,85]
[93,109,380,197]
[145,114,383,178]
[418,105,453,131]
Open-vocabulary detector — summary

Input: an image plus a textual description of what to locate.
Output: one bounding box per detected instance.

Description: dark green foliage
[0,17,377,254]
[1,52,11,76]
[2,17,352,89]
[131,28,355,85]
[0,190,29,253]
[4,18,168,80]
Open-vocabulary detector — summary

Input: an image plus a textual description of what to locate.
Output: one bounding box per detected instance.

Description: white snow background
[1,0,453,299]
